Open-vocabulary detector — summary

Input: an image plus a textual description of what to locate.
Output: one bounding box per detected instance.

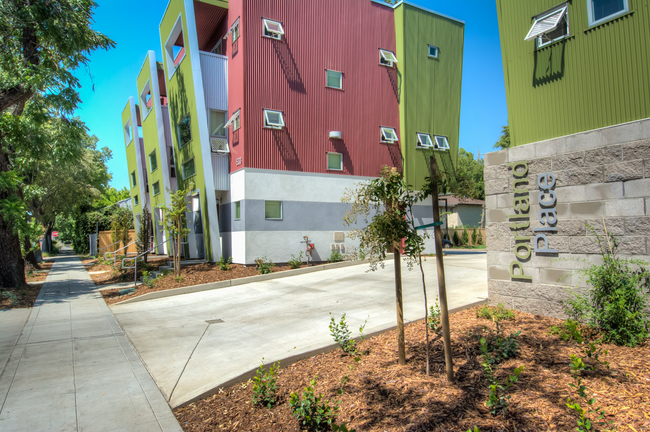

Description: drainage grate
[205,319,224,325]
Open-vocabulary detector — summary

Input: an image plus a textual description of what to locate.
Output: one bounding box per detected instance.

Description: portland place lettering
[508,161,558,282]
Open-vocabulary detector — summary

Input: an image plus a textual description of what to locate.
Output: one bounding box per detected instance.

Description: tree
[94,187,130,209]
[137,205,152,263]
[0,0,114,287]
[454,148,485,201]
[493,123,512,150]
[160,183,194,278]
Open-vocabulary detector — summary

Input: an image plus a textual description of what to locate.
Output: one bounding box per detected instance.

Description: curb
[172,298,488,409]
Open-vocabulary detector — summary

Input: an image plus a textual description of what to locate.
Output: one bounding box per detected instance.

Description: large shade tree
[0,0,114,287]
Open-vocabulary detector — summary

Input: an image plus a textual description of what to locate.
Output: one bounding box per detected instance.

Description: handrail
[122,236,181,289]
[104,240,136,266]
[98,240,121,255]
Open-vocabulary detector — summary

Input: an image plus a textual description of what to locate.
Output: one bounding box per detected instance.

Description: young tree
[137,205,152,263]
[160,183,193,278]
[120,210,132,252]
[0,0,114,287]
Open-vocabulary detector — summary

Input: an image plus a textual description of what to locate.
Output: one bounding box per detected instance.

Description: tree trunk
[393,246,406,365]
[0,151,25,288]
[23,235,39,268]
[42,225,53,253]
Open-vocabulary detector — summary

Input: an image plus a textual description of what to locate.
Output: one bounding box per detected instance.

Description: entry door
[185,195,205,259]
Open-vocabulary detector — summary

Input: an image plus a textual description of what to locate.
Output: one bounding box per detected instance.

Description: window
[131,171,137,188]
[133,195,139,206]
[262,18,284,40]
[164,15,185,77]
[149,149,158,172]
[417,133,434,148]
[210,110,226,137]
[211,39,222,55]
[225,17,240,43]
[380,127,398,143]
[428,45,439,58]
[327,152,343,171]
[263,109,285,129]
[379,49,398,67]
[525,3,569,46]
[225,109,240,131]
[182,158,196,179]
[326,70,342,89]
[588,0,628,26]
[124,118,133,145]
[265,201,282,220]
[178,115,192,148]
[138,125,143,139]
[234,201,241,220]
[434,135,450,150]
[140,81,152,119]
[152,181,160,196]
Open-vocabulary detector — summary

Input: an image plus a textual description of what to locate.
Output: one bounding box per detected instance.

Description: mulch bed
[0,260,55,309]
[87,257,171,286]
[101,262,320,305]
[174,307,650,432]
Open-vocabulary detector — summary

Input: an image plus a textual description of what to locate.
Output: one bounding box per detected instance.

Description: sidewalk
[0,248,182,432]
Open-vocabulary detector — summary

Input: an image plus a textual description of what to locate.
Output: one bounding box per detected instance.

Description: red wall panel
[231,0,401,176]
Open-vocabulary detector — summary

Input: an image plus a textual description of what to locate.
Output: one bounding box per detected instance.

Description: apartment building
[122,0,464,264]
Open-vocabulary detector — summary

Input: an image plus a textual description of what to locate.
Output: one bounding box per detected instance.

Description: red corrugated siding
[234,0,401,176]
[227,0,246,172]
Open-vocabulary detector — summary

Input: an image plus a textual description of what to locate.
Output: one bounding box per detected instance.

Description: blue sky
[75,0,507,191]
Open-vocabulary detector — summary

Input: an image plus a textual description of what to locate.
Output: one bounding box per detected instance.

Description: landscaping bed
[1,260,55,309]
[86,256,170,286]
[174,306,650,432]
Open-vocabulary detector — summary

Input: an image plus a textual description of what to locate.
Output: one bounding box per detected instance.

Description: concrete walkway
[0,248,182,432]
[112,254,488,408]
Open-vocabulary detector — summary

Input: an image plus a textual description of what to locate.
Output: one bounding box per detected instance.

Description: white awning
[417,133,434,148]
[263,19,285,36]
[434,136,450,150]
[379,49,398,63]
[525,6,567,41]
[224,17,240,39]
[224,109,240,128]
[381,127,398,143]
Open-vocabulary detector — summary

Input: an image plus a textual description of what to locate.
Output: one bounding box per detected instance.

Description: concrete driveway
[111,254,488,408]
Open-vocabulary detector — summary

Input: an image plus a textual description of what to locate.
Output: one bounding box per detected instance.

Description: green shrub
[218,256,233,271]
[288,251,303,269]
[252,359,280,409]
[2,290,20,307]
[548,319,584,342]
[329,313,356,354]
[479,319,520,364]
[427,298,441,331]
[452,229,461,246]
[563,230,649,346]
[174,275,183,282]
[476,304,516,321]
[141,271,155,288]
[461,226,469,245]
[480,337,524,416]
[289,378,339,432]
[327,250,343,263]
[255,256,275,274]
[471,227,478,245]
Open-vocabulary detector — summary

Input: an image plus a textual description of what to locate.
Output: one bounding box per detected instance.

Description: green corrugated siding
[395,4,464,190]
[497,0,650,146]
[122,102,141,218]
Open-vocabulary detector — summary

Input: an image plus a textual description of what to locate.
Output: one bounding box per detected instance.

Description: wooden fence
[446,227,486,247]
[98,230,137,255]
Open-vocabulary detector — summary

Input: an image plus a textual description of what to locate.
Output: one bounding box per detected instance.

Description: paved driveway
[111,254,488,408]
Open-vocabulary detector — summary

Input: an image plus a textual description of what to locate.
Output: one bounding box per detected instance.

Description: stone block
[605,160,643,182]
[584,218,625,236]
[497,193,512,208]
[533,234,570,253]
[497,251,516,266]
[528,157,553,175]
[557,219,587,236]
[642,118,650,140]
[487,251,499,266]
[488,293,515,309]
[487,222,510,239]
[602,121,643,145]
[555,185,586,203]
[540,268,572,286]
[623,178,650,198]
[556,203,570,218]
[584,144,623,166]
[558,167,604,186]
[606,198,645,217]
[487,235,511,252]
[488,266,511,281]
[564,130,602,153]
[570,236,601,254]
[485,194,497,209]
[484,150,507,167]
[486,209,508,223]
[622,139,650,161]
[552,152,585,170]
[485,179,509,196]
[616,236,647,254]
[508,143,536,163]
[570,201,605,219]
[484,166,499,181]
[585,183,624,201]
[512,296,564,319]
[535,139,558,158]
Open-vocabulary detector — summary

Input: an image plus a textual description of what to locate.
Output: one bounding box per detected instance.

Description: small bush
[481,319,520,364]
[480,337,524,416]
[141,271,155,288]
[328,250,343,263]
[218,256,233,271]
[329,313,356,354]
[2,290,20,307]
[174,275,183,282]
[476,304,516,321]
[289,378,339,432]
[471,227,478,245]
[452,229,461,246]
[255,256,275,274]
[548,319,584,343]
[288,251,303,269]
[252,359,280,409]
[461,226,469,245]
[428,298,441,332]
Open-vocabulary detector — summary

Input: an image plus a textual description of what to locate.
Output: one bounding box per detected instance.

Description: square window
[210,110,226,137]
[379,49,398,67]
[588,0,628,26]
[182,158,196,179]
[264,109,285,129]
[263,18,285,40]
[234,201,241,220]
[265,201,282,220]
[525,4,569,44]
[134,195,139,206]
[124,118,133,145]
[152,181,160,196]
[327,152,343,170]
[131,171,137,188]
[428,45,439,58]
[380,127,398,143]
[178,115,192,148]
[434,135,450,150]
[140,80,152,119]
[164,15,185,77]
[225,109,240,131]
[326,70,343,89]
[417,133,434,148]
[149,149,158,172]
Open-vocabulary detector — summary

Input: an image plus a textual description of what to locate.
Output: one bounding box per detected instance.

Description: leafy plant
[467,428,480,432]
[461,226,469,245]
[563,229,649,346]
[174,275,183,282]
[252,359,280,409]
[289,378,340,432]
[478,319,520,364]
[2,291,20,307]
[329,313,356,354]
[452,229,461,246]
[255,256,274,275]
[476,304,516,321]
[328,250,343,263]
[480,337,524,416]
[566,355,611,431]
[288,251,303,269]
[141,271,155,288]
[548,319,584,342]
[159,183,194,278]
[136,205,152,263]
[218,255,233,271]
[428,297,441,331]
[26,270,34,278]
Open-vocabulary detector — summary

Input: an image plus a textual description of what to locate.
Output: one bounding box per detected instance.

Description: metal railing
[122,236,188,288]
[97,240,122,257]
[104,240,136,266]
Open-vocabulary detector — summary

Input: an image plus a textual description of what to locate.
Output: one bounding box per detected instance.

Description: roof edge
[371,0,465,25]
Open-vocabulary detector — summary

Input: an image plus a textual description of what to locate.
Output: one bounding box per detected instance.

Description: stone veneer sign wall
[484,118,650,318]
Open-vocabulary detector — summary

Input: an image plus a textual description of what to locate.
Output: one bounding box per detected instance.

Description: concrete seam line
[168,323,211,404]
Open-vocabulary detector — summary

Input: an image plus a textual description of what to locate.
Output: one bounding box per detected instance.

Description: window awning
[381,127,398,143]
[224,109,240,128]
[263,19,285,36]
[224,17,240,39]
[264,109,285,128]
[434,136,450,150]
[524,6,567,41]
[417,133,434,148]
[379,49,398,63]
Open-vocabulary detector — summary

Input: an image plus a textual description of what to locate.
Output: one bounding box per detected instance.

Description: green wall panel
[122,101,142,218]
